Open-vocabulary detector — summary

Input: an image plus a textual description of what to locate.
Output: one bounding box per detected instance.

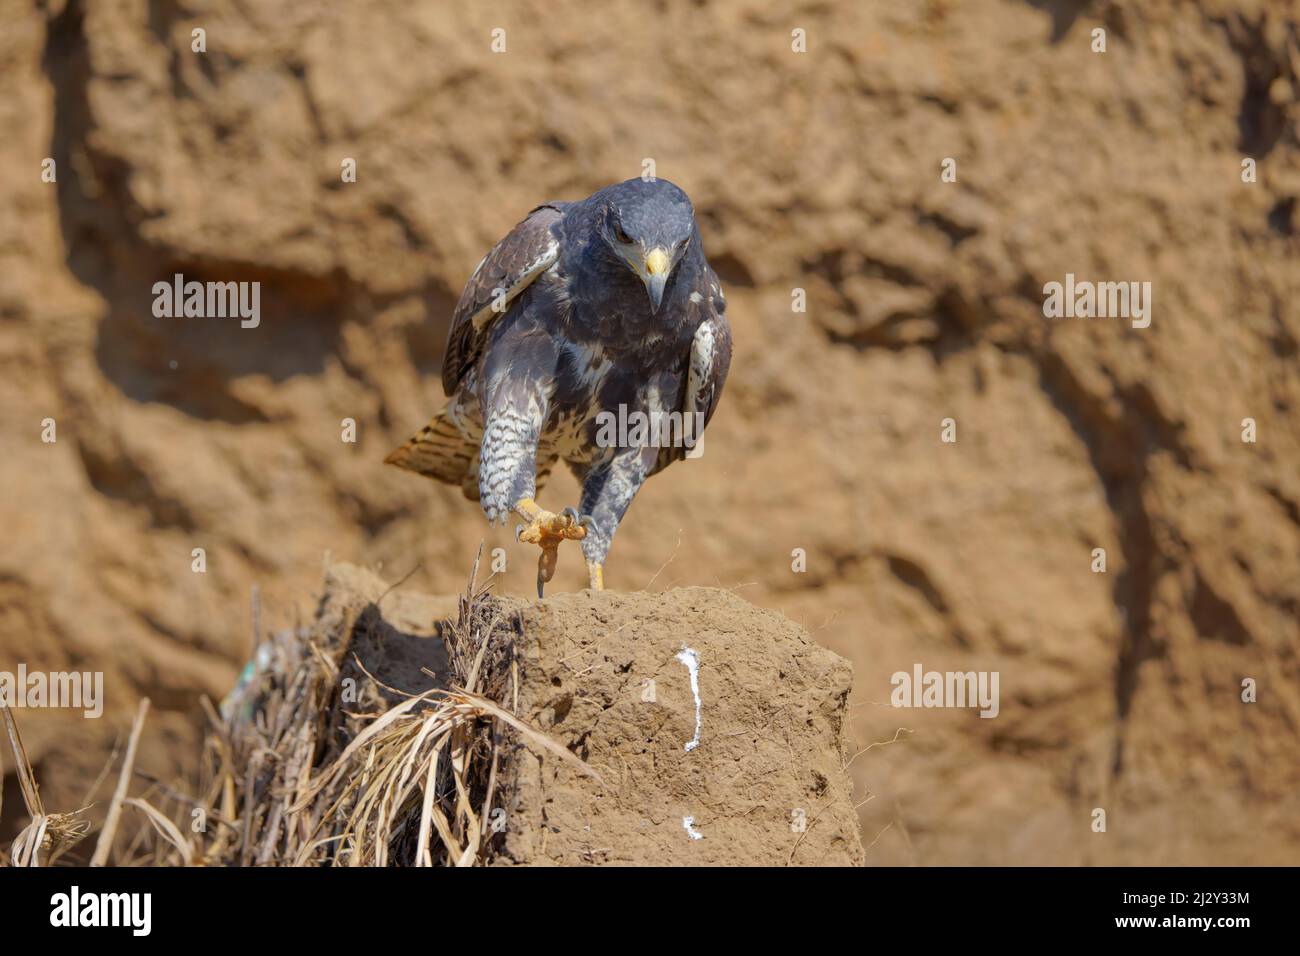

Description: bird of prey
[386,178,731,596]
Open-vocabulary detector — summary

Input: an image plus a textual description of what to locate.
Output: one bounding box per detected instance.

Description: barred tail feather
[384,412,477,487]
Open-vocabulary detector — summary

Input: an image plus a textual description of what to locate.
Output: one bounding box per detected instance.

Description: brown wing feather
[653,266,732,474]
[440,202,566,396]
[690,283,732,430]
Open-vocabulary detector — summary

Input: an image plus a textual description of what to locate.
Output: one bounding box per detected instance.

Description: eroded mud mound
[314,565,863,866]
[498,587,863,866]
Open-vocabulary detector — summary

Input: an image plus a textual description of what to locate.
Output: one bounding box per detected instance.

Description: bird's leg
[514,497,593,597]
[576,444,658,594]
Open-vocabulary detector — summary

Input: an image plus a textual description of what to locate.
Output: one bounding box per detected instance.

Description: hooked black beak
[643,247,670,313]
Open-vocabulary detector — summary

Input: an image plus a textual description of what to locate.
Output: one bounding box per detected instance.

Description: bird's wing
[686,276,732,431]
[653,267,732,474]
[441,202,566,396]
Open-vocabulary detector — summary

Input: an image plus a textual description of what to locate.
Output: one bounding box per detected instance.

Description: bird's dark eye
[613,222,632,244]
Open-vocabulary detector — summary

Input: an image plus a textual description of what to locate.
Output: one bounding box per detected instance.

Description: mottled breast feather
[441,202,567,396]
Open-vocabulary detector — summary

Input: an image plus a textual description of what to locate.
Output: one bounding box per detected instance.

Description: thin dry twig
[90,698,150,867]
[844,726,914,770]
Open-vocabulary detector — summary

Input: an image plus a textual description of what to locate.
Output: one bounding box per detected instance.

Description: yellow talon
[513,498,589,597]
[587,561,604,591]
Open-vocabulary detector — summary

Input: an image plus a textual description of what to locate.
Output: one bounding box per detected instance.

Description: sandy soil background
[1,0,1298,864]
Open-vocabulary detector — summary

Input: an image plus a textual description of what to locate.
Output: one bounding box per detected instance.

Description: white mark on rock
[676,645,702,752]
[682,816,703,840]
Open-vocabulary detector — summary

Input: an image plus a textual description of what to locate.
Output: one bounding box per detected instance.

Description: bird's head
[600,179,696,314]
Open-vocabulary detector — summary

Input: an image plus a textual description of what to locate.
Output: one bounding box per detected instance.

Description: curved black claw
[515,523,526,542]
[561,506,580,526]
[578,514,596,530]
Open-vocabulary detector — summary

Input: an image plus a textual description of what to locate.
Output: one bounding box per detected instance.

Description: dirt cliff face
[2,0,1298,863]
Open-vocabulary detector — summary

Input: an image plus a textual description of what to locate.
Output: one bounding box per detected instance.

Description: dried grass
[2,705,91,866]
[204,547,597,866]
[5,548,596,867]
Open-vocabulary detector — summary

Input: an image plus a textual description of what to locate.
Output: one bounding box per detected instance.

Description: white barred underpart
[687,319,716,413]
[551,342,613,464]
[445,383,486,490]
[478,399,544,523]
[552,400,602,464]
[445,373,483,433]
[470,240,559,331]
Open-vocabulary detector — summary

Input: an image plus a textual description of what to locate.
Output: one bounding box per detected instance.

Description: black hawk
[386,178,732,595]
